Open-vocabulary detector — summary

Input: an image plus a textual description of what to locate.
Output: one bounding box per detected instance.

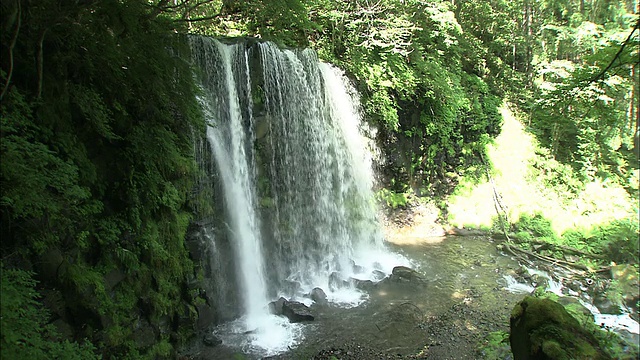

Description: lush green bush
[1,1,203,357]
[509,212,639,264]
[512,213,557,239]
[0,265,99,360]
[376,188,410,209]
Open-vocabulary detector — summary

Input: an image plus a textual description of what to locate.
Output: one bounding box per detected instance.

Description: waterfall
[190,36,405,355]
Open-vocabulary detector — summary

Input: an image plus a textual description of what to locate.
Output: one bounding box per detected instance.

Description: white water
[207,41,268,329]
[259,43,408,308]
[191,37,407,355]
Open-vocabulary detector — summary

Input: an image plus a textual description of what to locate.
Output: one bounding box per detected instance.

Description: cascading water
[190,36,407,355]
[259,42,400,304]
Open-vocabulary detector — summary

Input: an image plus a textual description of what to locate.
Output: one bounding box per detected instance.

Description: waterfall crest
[190,36,405,355]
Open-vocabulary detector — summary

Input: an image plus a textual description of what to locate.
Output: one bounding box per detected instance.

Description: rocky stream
[183,204,639,359]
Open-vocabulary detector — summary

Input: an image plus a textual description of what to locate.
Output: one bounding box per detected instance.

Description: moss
[510,296,611,360]
[541,340,568,359]
[511,303,523,319]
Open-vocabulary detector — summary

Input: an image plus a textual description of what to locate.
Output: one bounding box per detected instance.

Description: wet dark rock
[530,274,549,289]
[372,269,387,280]
[133,319,157,349]
[104,268,126,291]
[310,287,328,305]
[254,115,270,139]
[51,318,74,340]
[510,296,610,360]
[282,300,314,322]
[268,297,287,315]
[349,277,375,290]
[390,266,424,282]
[203,333,222,347]
[196,303,216,331]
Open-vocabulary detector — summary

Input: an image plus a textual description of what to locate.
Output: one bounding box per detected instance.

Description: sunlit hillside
[447,103,638,235]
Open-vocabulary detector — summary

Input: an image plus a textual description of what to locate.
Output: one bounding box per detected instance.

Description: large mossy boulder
[510,296,610,360]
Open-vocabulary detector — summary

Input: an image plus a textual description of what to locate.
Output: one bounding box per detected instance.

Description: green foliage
[305,0,504,195]
[508,212,639,264]
[478,331,512,360]
[581,219,640,264]
[376,188,409,209]
[1,0,204,357]
[512,213,557,239]
[0,265,100,359]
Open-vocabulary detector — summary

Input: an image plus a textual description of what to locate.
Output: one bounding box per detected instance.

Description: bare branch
[172,14,221,23]
[585,19,639,84]
[1,0,21,102]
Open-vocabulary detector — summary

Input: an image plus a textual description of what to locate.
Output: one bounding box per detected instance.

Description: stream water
[195,234,638,359]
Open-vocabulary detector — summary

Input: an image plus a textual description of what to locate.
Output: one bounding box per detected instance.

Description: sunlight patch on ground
[447,103,636,234]
[384,203,447,245]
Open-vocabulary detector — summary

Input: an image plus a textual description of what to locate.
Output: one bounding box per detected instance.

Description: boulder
[390,266,424,282]
[196,303,216,331]
[310,287,328,305]
[510,296,610,360]
[282,301,314,323]
[203,333,222,347]
[349,278,375,290]
[268,297,287,315]
[372,269,387,280]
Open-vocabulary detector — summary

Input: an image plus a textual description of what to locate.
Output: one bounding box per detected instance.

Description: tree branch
[172,13,221,22]
[585,19,639,85]
[1,0,21,102]
[36,29,48,99]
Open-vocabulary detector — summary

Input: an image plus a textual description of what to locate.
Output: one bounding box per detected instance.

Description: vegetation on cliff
[1,1,204,358]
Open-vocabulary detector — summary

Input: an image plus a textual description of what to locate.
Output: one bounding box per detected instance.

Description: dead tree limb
[1,0,21,101]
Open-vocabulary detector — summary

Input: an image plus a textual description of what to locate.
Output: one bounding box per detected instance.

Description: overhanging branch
[585,19,639,85]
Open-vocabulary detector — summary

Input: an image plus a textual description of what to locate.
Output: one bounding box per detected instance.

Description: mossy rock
[510,296,610,360]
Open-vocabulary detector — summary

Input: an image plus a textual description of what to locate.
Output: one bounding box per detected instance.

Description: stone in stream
[510,296,610,360]
[349,277,375,290]
[282,300,314,323]
[310,287,328,305]
[390,266,424,283]
[268,297,287,315]
[372,269,387,280]
[203,333,222,347]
